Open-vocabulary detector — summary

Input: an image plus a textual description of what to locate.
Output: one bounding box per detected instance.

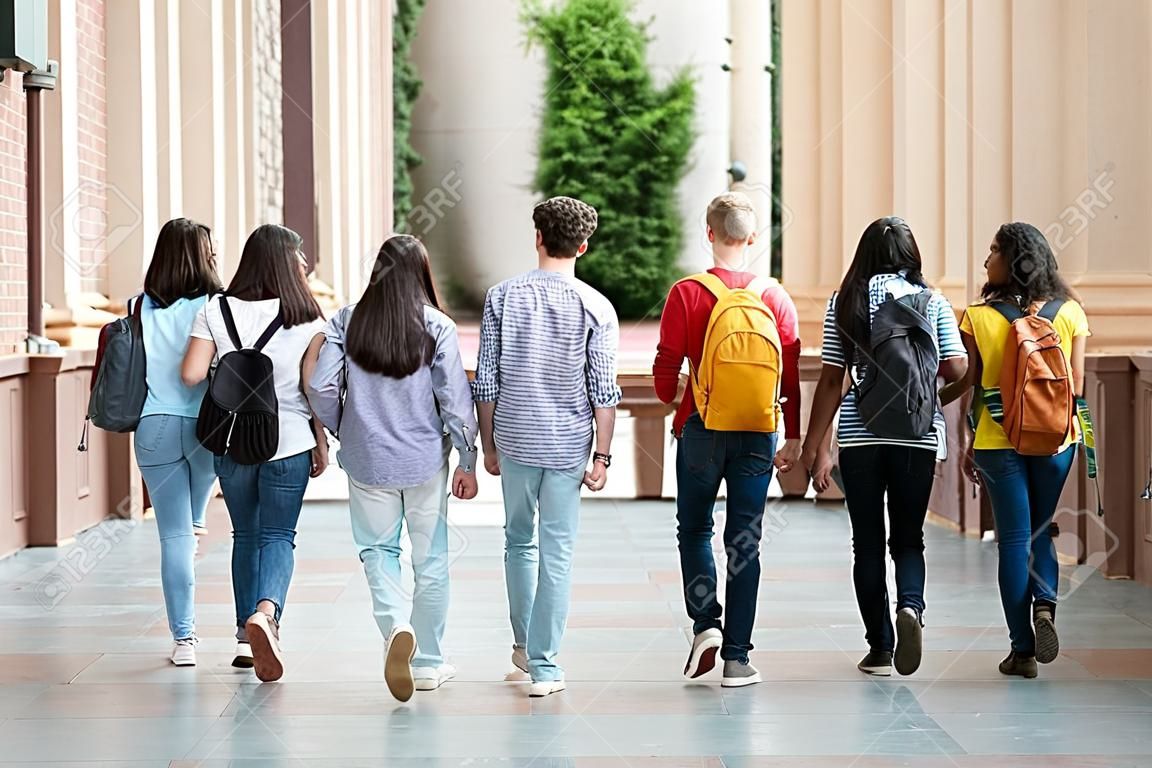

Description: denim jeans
[838,444,937,653]
[975,447,1075,655]
[215,451,311,636]
[134,415,217,640]
[500,454,585,682]
[347,465,450,667]
[675,414,777,663]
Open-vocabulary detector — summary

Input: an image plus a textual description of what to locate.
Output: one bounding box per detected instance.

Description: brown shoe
[998,651,1037,679]
[245,612,284,682]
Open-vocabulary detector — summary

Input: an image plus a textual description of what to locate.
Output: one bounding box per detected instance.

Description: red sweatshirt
[653,268,802,438]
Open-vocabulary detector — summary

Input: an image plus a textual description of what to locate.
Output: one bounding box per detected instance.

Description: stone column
[726,0,772,276]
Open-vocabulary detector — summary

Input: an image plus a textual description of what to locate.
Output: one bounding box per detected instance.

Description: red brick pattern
[0,73,27,356]
[75,0,108,296]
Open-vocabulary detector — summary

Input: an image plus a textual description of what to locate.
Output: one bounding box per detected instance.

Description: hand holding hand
[310,442,329,478]
[774,438,802,474]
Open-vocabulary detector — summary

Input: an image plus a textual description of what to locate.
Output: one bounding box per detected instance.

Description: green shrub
[393,0,427,231]
[524,0,696,318]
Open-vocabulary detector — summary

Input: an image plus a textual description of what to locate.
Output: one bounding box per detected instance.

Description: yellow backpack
[684,272,783,432]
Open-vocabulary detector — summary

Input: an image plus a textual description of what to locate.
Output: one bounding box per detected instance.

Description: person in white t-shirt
[182,223,328,683]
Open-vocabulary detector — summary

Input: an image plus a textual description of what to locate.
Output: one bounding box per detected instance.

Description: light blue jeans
[347,465,450,668]
[500,454,585,682]
[134,415,217,640]
[216,451,312,637]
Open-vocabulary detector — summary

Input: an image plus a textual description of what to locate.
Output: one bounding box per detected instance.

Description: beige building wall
[781,0,1152,349]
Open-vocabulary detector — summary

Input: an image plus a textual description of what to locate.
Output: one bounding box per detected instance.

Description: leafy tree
[393,0,427,230]
[524,0,696,318]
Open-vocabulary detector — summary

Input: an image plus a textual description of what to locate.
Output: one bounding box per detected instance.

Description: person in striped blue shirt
[473,196,622,698]
[802,216,967,678]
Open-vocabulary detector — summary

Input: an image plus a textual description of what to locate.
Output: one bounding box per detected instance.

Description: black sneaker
[857,650,893,676]
[1033,605,1059,664]
[894,607,923,676]
[998,651,1038,679]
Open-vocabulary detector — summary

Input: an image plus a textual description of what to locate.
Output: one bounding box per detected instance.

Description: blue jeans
[839,444,936,653]
[675,414,777,663]
[215,451,312,636]
[500,454,585,682]
[347,465,450,667]
[135,415,217,640]
[975,447,1075,655]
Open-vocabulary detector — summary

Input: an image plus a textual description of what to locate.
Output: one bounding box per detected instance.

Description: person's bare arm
[1071,335,1087,397]
[583,407,616,492]
[182,337,216,387]
[477,401,499,476]
[940,331,980,406]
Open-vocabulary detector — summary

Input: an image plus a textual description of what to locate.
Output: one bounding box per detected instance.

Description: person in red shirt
[653,192,802,689]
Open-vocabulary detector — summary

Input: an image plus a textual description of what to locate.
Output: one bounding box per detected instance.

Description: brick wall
[0,74,27,356]
[75,0,107,297]
[253,0,284,225]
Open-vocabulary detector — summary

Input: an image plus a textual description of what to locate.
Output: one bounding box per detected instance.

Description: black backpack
[79,295,148,451]
[852,290,939,440]
[196,296,283,464]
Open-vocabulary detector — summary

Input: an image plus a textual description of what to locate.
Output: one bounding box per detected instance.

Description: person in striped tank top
[473,196,622,698]
[802,217,968,677]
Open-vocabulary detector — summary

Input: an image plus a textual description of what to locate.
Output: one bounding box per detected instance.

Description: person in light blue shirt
[133,218,222,668]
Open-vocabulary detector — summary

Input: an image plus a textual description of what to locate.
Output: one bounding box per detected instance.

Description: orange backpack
[683,273,782,433]
[987,300,1075,455]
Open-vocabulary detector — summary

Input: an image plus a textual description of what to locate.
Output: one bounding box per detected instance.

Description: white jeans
[347,465,450,667]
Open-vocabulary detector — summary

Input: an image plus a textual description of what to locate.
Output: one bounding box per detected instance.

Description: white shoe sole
[171,654,196,667]
[385,629,417,702]
[721,672,762,688]
[858,665,892,676]
[414,673,454,691]
[528,681,566,697]
[683,633,723,680]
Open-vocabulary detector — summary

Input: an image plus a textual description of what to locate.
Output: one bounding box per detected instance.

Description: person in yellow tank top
[941,222,1090,680]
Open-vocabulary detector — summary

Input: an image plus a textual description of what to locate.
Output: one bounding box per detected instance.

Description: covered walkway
[1,494,1152,765]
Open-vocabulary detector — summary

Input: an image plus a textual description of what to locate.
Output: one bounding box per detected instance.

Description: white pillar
[104,0,159,301]
[726,0,772,276]
[43,0,80,309]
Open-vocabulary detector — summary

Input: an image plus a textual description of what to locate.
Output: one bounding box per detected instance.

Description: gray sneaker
[720,659,762,688]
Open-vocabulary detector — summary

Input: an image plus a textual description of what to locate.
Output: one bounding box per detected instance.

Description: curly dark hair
[532,196,598,258]
[981,222,1073,310]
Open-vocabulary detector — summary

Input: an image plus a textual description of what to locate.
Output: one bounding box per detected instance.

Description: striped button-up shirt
[473,269,622,470]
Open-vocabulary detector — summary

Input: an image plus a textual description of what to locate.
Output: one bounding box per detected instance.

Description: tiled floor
[2,489,1152,766]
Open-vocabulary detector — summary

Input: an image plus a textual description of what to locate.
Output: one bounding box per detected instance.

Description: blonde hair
[706,192,757,245]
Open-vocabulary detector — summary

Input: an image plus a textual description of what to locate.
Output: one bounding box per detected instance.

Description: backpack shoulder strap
[253,311,284,351]
[686,272,730,302]
[1037,299,1066,323]
[216,295,246,350]
[990,301,1025,324]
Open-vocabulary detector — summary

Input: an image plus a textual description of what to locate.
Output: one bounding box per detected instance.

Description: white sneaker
[385,625,417,702]
[232,641,254,669]
[511,645,529,674]
[413,663,457,691]
[528,679,566,698]
[683,628,723,680]
[171,637,198,667]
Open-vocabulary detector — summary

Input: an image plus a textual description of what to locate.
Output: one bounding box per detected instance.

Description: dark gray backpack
[852,290,939,440]
[79,295,148,451]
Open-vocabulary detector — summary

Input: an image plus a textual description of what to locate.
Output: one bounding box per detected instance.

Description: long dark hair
[227,224,323,328]
[345,235,443,378]
[143,218,221,307]
[835,216,928,364]
[981,222,1073,310]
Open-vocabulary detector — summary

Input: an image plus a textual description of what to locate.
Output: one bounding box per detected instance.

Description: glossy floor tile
[0,497,1151,764]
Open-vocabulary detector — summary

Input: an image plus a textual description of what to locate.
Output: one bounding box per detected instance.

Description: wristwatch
[593,452,612,468]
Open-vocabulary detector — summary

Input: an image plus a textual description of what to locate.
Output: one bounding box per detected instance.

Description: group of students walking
[112,190,1089,703]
